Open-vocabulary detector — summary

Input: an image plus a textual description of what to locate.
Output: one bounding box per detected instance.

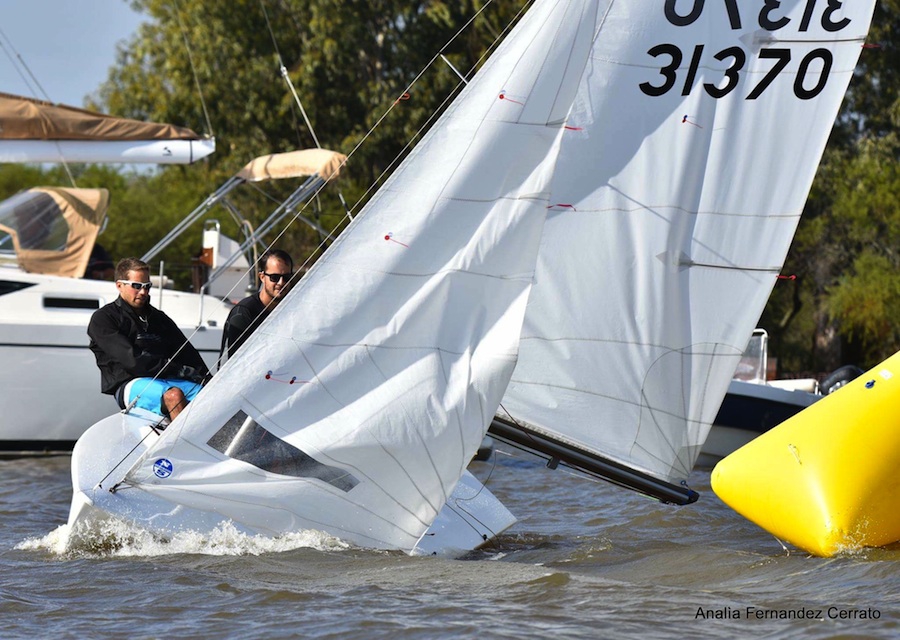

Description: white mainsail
[94,0,598,552]
[67,0,877,552]
[496,0,876,489]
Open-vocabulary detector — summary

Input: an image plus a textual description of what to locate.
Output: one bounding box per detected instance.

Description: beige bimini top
[0,92,203,141]
[0,187,109,277]
[236,149,346,183]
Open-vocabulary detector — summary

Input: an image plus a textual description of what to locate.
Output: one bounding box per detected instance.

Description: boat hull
[697,380,820,466]
[66,411,516,557]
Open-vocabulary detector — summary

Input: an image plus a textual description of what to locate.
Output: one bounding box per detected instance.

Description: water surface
[2,449,897,639]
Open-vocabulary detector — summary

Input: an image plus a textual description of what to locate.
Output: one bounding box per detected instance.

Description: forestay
[499,0,876,485]
[110,0,600,551]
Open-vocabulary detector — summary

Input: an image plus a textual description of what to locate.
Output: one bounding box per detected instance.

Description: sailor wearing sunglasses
[88,257,210,421]
[219,249,294,363]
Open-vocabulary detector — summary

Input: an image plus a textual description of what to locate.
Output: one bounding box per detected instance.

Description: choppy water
[2,448,897,639]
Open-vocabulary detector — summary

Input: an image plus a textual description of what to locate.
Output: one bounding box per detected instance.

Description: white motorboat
[698,330,863,466]
[0,187,233,455]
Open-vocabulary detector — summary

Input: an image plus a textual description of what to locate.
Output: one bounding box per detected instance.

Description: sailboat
[0,92,226,455]
[65,0,876,555]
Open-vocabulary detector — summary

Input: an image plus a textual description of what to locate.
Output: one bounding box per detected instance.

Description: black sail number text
[639,44,834,100]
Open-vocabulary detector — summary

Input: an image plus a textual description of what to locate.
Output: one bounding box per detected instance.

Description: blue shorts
[117,378,203,415]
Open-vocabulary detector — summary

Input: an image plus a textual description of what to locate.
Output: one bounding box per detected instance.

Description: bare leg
[163,387,189,421]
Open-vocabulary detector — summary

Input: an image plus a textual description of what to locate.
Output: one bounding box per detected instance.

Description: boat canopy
[0,92,215,164]
[0,187,108,277]
[142,148,347,267]
[236,149,345,182]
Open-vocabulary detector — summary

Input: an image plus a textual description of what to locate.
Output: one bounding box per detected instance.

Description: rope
[96,422,164,491]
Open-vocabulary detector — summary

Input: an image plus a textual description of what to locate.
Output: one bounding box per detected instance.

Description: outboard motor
[820,365,865,395]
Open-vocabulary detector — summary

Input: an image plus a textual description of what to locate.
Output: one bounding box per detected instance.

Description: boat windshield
[0,190,70,254]
[732,329,769,383]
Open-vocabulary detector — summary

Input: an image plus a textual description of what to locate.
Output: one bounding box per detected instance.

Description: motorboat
[698,329,863,466]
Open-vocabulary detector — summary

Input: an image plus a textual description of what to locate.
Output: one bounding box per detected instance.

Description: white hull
[66,411,516,557]
[0,270,231,453]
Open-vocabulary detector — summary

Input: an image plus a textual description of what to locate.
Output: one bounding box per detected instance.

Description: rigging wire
[0,26,78,188]
[130,0,522,431]
[258,0,352,220]
[0,27,52,101]
[171,0,215,137]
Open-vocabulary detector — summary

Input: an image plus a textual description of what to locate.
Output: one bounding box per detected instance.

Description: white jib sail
[113,0,601,552]
[500,0,877,484]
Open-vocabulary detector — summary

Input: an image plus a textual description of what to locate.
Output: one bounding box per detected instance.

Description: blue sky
[1,1,145,108]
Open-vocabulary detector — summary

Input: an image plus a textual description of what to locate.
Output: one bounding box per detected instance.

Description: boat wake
[16,520,349,558]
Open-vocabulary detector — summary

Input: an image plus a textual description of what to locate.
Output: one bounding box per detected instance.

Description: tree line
[2,0,898,374]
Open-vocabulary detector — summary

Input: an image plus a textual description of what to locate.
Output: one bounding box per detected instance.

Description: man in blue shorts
[88,257,209,421]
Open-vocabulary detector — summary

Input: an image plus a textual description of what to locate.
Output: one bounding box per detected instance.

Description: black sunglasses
[262,272,292,283]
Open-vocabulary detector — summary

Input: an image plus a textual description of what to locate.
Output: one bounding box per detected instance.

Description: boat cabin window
[0,191,69,253]
[0,280,37,296]
[207,411,359,491]
[43,296,101,310]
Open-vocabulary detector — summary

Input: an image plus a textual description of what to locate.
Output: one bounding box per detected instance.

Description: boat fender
[820,365,864,395]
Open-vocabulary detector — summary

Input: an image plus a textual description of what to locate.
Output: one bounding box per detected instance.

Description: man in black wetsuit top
[88,257,209,421]
[219,249,294,363]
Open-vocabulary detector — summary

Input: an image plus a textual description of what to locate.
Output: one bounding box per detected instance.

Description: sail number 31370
[640,0,854,100]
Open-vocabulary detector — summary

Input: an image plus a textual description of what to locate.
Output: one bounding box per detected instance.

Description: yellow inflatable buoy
[711,351,900,556]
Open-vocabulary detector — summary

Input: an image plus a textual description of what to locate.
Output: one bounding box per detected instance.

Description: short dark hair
[258,249,293,273]
[115,257,150,281]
